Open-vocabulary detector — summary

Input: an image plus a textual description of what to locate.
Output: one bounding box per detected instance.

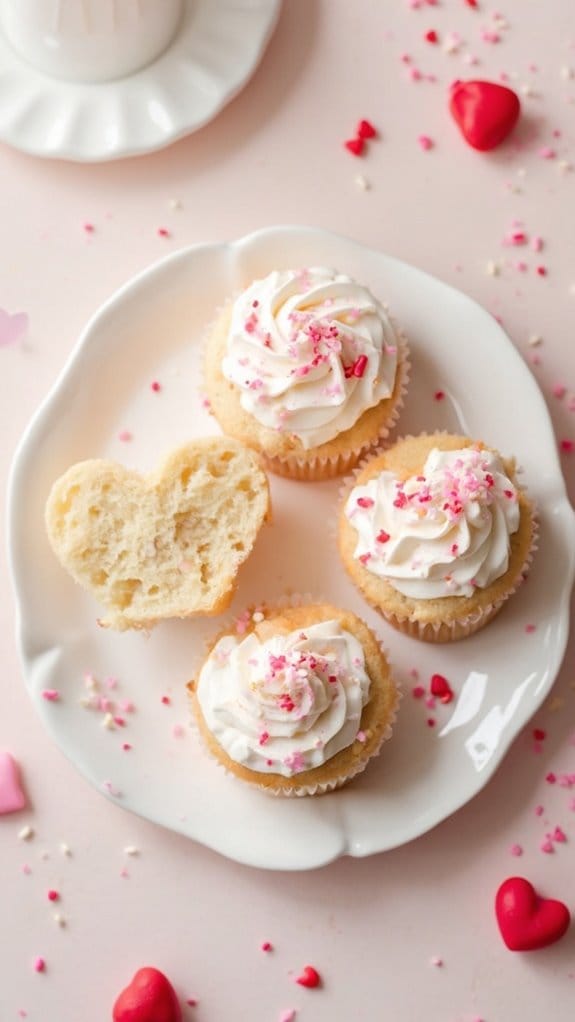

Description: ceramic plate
[8,226,575,870]
[0,0,281,161]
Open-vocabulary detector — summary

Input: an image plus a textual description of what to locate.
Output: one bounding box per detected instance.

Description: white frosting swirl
[221,267,399,449]
[196,620,371,776]
[345,447,520,598]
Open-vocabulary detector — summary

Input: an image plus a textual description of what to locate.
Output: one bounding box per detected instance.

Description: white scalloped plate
[0,0,281,161]
[8,226,575,870]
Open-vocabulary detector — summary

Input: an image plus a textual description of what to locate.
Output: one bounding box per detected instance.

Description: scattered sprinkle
[417,135,434,151]
[41,689,60,702]
[510,843,523,856]
[430,674,454,704]
[540,838,554,854]
[344,137,365,157]
[118,430,132,443]
[150,380,161,392]
[357,119,377,139]
[157,227,171,238]
[124,846,139,856]
[47,890,59,902]
[525,623,537,634]
[295,966,321,989]
[560,439,574,453]
[354,174,371,191]
[18,826,34,841]
[33,957,46,974]
[261,941,273,952]
[430,956,443,967]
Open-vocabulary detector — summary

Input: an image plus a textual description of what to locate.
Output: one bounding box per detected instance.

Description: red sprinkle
[34,958,45,974]
[536,265,547,276]
[533,728,546,741]
[560,439,574,453]
[344,137,365,157]
[47,890,59,902]
[357,119,377,139]
[552,826,567,843]
[412,685,425,699]
[353,354,369,378]
[427,718,436,728]
[261,942,273,952]
[161,695,171,705]
[83,222,95,234]
[434,390,445,401]
[357,496,374,509]
[157,227,171,238]
[151,380,161,392]
[430,673,454,704]
[546,772,557,784]
[425,29,439,43]
[296,966,321,989]
[376,530,390,544]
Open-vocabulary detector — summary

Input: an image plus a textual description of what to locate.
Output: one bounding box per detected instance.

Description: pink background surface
[1,2,575,1019]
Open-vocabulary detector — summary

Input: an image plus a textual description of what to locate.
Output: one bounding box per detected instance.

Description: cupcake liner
[337,433,539,643]
[188,599,400,797]
[263,327,411,482]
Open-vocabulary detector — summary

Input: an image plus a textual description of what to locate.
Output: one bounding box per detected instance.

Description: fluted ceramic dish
[0,0,281,161]
[8,226,575,870]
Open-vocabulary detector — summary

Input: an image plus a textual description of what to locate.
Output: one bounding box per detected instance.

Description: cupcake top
[344,444,521,599]
[221,267,399,449]
[195,618,371,777]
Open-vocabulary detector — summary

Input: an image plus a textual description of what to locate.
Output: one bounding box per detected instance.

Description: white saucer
[0,0,281,161]
[8,226,575,870]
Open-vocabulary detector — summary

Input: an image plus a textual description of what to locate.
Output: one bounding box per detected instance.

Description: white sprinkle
[40,850,50,861]
[560,66,573,81]
[124,846,139,857]
[53,913,66,928]
[486,260,500,277]
[520,83,534,96]
[354,174,370,191]
[528,334,542,347]
[18,826,34,841]
[60,843,72,857]
[252,611,265,623]
[102,713,115,730]
[168,198,183,210]
[516,167,527,178]
[558,160,572,173]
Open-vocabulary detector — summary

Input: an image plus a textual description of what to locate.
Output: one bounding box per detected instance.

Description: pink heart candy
[0,308,28,347]
[0,752,27,814]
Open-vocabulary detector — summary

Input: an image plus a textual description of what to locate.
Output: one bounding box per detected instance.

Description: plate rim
[7,224,575,870]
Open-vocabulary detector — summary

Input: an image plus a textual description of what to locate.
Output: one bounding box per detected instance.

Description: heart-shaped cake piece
[449,80,520,151]
[495,876,571,951]
[45,438,270,630]
[113,966,182,1022]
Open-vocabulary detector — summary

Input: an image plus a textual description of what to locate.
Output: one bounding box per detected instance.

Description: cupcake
[339,434,536,642]
[204,267,408,480]
[188,603,398,796]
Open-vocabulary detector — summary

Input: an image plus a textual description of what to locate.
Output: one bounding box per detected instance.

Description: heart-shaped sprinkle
[449,80,520,150]
[344,137,365,157]
[0,752,26,814]
[113,967,182,1022]
[357,119,377,139]
[430,674,454,704]
[295,965,321,988]
[45,438,269,630]
[495,877,571,951]
[0,308,28,347]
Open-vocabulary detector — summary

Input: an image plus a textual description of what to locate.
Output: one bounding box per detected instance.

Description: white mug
[0,0,183,82]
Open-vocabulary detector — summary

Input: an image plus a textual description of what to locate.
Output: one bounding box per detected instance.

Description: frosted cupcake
[188,604,398,796]
[339,434,536,642]
[204,267,408,480]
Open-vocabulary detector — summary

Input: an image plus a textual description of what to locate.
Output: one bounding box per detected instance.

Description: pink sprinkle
[531,236,544,252]
[552,826,567,843]
[83,222,95,234]
[356,730,367,743]
[186,999,198,1007]
[118,430,132,442]
[525,623,536,634]
[509,231,527,246]
[538,147,556,159]
[541,838,554,854]
[358,553,371,565]
[553,384,566,399]
[22,864,32,875]
[434,390,445,401]
[161,695,171,705]
[418,135,434,151]
[150,380,161,392]
[546,772,557,784]
[261,941,273,952]
[279,1012,296,1022]
[427,718,436,728]
[560,439,574,453]
[409,67,422,81]
[412,685,425,699]
[510,843,523,856]
[122,743,132,751]
[172,724,184,738]
[34,957,46,973]
[536,265,547,276]
[357,496,374,509]
[47,890,59,902]
[157,227,171,238]
[41,689,60,702]
[430,956,443,967]
[259,731,270,746]
[534,804,544,816]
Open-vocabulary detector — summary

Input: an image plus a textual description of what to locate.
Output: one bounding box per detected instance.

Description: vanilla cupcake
[188,604,398,796]
[204,267,408,480]
[339,434,536,642]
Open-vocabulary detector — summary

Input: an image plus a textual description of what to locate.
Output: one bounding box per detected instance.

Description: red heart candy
[296,965,321,988]
[344,137,365,157]
[449,80,520,151]
[495,877,571,951]
[113,967,182,1022]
